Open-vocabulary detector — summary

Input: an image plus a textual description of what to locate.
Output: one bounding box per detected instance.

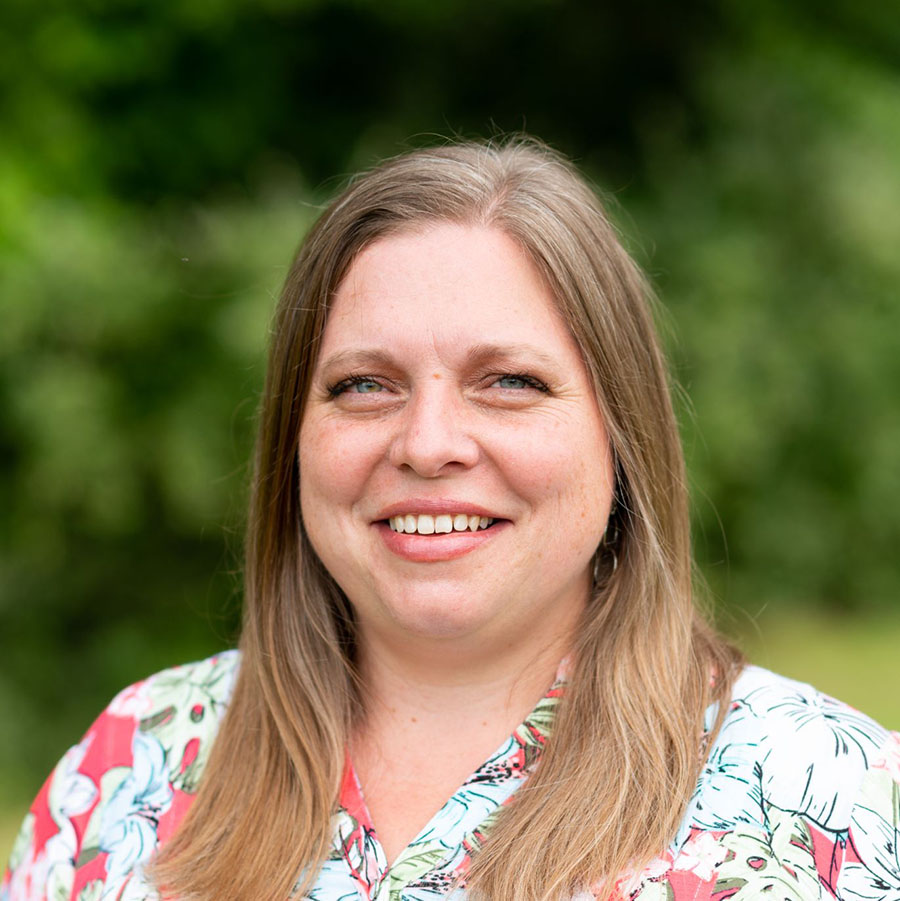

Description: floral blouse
[3,651,899,900]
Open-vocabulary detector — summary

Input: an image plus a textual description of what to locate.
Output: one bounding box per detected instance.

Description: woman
[4,138,898,901]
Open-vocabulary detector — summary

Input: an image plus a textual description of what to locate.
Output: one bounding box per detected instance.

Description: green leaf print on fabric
[528,693,557,740]
[48,877,70,901]
[386,844,452,898]
[78,765,130,865]
[462,806,500,855]
[331,809,360,862]
[138,707,175,732]
[631,880,675,901]
[139,655,235,793]
[76,880,104,901]
[839,767,900,898]
[513,690,560,771]
[514,693,557,748]
[715,804,827,899]
[854,766,899,835]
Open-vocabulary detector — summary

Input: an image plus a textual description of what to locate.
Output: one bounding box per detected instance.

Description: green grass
[2,611,898,870]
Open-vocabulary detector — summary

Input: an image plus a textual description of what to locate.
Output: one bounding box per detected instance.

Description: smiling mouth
[386,514,496,535]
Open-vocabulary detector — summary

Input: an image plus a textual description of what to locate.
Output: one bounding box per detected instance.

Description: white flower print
[304,857,362,900]
[677,699,766,837]
[23,736,99,901]
[7,658,900,901]
[98,730,172,887]
[413,785,515,852]
[672,831,728,882]
[610,853,673,899]
[106,680,154,719]
[742,676,886,831]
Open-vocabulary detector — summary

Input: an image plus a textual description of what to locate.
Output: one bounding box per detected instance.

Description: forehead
[321,223,582,364]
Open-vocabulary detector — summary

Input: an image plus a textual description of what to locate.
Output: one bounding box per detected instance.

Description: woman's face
[299,223,614,652]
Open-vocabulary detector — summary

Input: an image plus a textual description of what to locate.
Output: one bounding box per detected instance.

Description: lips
[372,501,507,562]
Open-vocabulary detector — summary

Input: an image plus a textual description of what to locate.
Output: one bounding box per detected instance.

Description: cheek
[298,420,385,519]
[509,417,612,530]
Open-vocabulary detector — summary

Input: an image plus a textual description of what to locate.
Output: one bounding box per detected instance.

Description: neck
[353,614,574,736]
[348,612,577,865]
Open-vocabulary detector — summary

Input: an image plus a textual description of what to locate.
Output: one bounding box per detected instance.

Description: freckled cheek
[503,449,593,506]
[299,425,385,512]
[502,433,611,534]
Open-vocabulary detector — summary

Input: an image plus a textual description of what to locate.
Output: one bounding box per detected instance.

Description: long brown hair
[152,137,741,900]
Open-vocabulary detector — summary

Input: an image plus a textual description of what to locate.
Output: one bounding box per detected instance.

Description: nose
[388,384,480,477]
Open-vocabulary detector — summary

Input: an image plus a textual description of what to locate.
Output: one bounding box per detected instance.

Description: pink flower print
[672,831,727,882]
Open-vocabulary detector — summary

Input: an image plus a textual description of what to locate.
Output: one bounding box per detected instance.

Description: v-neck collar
[332,663,567,900]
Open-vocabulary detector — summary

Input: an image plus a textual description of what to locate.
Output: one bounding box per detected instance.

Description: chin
[380,591,502,641]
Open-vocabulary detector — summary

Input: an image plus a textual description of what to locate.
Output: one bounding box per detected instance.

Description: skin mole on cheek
[432,372,441,379]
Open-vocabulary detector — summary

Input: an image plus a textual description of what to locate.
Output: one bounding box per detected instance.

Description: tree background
[2,0,899,832]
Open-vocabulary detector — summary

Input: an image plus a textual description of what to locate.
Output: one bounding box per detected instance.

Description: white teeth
[417,514,435,534]
[387,513,496,534]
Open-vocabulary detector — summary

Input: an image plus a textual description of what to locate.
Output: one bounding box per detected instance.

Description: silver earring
[593,503,620,583]
[591,545,618,585]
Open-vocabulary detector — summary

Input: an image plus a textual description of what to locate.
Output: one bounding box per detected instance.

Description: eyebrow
[316,349,400,373]
[317,343,561,374]
[463,342,560,370]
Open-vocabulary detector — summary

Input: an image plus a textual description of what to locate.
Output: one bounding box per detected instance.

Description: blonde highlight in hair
[151,137,741,901]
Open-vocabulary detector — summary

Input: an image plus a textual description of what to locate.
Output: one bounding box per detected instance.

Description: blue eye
[496,375,530,389]
[492,373,549,392]
[328,376,385,397]
[350,379,382,393]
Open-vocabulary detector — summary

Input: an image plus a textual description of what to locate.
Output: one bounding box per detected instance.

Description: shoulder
[664,665,900,899]
[90,649,241,797]
[2,650,240,901]
[105,650,240,749]
[725,664,889,775]
[686,665,891,835]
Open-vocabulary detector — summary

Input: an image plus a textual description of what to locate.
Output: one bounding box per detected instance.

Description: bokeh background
[2,0,899,857]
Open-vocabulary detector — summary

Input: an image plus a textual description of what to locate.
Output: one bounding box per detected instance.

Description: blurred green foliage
[1,0,898,803]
